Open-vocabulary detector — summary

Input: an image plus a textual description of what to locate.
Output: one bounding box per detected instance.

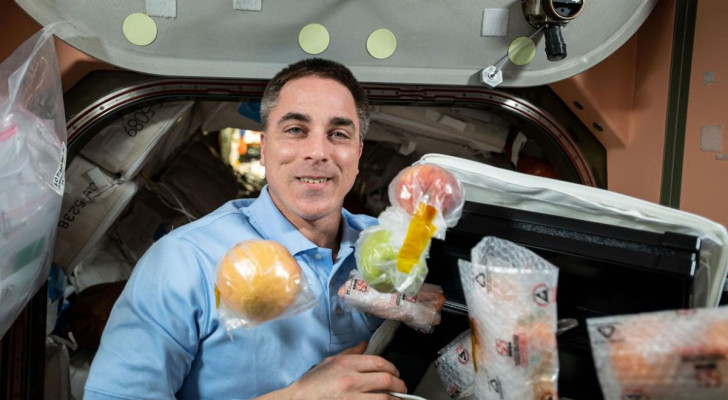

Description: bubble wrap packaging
[338,269,445,332]
[587,306,728,400]
[458,237,559,400]
[434,329,476,399]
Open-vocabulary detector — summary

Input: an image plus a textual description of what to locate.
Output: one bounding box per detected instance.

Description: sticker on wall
[481,8,509,37]
[700,125,723,152]
[123,13,158,46]
[508,37,536,66]
[233,0,262,11]
[367,29,397,60]
[299,23,330,55]
[146,0,176,18]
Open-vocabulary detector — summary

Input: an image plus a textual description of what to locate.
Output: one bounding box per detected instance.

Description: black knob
[544,24,567,61]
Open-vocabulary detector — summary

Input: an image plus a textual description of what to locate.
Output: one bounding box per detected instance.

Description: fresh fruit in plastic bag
[458,237,559,400]
[356,225,428,293]
[388,164,464,286]
[389,164,464,224]
[215,240,314,328]
[587,307,728,400]
[356,227,398,293]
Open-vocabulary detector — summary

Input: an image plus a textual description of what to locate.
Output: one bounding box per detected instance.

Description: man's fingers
[352,372,408,395]
[336,354,401,378]
[362,355,401,378]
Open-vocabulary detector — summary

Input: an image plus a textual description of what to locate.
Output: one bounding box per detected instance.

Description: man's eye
[285,127,304,135]
[331,131,350,139]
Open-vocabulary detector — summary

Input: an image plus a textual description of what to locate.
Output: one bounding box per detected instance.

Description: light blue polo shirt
[85,187,380,399]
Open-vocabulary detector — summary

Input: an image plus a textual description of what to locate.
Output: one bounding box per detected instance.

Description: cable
[147,179,198,222]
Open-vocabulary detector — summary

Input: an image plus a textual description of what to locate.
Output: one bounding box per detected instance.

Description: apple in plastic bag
[358,228,429,294]
[358,229,397,293]
[390,164,463,217]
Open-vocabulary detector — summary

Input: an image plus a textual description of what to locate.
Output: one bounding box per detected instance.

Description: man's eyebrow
[330,117,355,128]
[277,112,311,125]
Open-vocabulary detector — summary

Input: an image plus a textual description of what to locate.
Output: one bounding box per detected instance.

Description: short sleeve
[84,236,212,400]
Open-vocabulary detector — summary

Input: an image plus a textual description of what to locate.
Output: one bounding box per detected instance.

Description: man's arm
[256,342,407,400]
[84,237,208,399]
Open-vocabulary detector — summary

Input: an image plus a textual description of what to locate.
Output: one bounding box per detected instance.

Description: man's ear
[259,132,266,166]
[356,138,363,175]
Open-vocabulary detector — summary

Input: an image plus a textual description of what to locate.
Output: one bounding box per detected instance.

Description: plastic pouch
[587,306,728,400]
[458,237,559,400]
[356,164,465,295]
[338,269,445,333]
[434,329,476,399]
[389,164,465,227]
[0,25,66,337]
[214,240,317,331]
[356,208,430,295]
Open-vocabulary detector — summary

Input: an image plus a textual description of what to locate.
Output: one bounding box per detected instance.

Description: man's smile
[297,177,332,184]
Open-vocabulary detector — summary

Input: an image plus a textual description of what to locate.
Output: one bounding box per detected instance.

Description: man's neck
[287,212,342,260]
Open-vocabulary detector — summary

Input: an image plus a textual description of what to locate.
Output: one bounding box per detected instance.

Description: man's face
[261,76,363,224]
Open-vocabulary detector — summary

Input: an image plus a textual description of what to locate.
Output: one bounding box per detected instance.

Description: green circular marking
[299,24,330,55]
[367,29,397,60]
[122,13,158,47]
[508,37,536,66]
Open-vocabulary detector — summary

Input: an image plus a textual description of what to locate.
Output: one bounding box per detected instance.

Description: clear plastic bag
[587,306,728,400]
[356,208,430,295]
[0,25,66,338]
[388,164,465,227]
[356,164,464,295]
[214,240,317,332]
[434,329,476,399]
[338,270,445,333]
[458,237,559,400]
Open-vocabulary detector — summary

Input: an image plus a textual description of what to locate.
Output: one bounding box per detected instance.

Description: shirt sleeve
[84,235,212,400]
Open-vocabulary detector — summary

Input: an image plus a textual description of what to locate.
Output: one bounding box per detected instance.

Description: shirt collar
[339,209,361,255]
[245,186,317,256]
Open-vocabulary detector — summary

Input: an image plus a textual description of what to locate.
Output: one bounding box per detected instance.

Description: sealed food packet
[434,329,476,399]
[458,237,559,400]
[338,269,445,332]
[215,240,317,332]
[357,163,465,295]
[587,306,728,400]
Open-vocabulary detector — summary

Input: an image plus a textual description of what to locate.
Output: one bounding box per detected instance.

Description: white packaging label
[52,142,67,194]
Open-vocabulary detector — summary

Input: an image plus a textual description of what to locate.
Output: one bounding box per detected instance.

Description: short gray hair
[260,58,370,141]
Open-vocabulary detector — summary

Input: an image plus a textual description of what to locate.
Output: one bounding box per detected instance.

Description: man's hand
[259,341,408,400]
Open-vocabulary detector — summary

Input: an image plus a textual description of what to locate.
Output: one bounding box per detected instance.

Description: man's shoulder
[167,198,256,239]
[150,198,261,258]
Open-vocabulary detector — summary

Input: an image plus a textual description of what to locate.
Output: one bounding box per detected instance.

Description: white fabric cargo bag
[80,100,194,180]
[418,153,728,308]
[53,156,138,274]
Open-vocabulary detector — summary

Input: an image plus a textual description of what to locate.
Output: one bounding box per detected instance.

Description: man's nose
[303,130,330,161]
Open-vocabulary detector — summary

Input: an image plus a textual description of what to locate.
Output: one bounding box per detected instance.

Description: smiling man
[85,58,407,400]
[261,73,363,261]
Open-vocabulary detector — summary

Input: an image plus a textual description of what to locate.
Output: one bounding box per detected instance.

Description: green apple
[358,229,397,293]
